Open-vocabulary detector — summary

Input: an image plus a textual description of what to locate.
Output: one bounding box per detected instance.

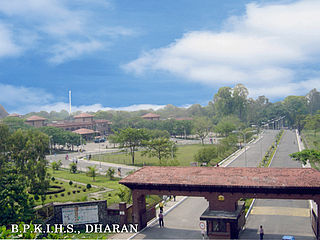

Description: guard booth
[200,201,245,239]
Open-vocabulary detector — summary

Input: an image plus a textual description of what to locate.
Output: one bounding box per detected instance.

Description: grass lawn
[34,178,99,205]
[302,129,320,150]
[92,144,213,166]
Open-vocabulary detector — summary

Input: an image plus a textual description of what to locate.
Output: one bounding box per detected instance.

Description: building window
[212,220,226,232]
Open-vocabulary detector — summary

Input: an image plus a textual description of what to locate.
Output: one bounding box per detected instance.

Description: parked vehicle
[94,137,106,143]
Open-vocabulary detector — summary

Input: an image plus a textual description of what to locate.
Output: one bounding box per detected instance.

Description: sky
[1,0,320,114]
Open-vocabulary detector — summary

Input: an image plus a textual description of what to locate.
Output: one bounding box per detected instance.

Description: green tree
[113,128,150,165]
[304,113,320,136]
[290,149,320,165]
[142,138,177,165]
[69,162,77,173]
[192,117,212,145]
[0,124,50,224]
[194,146,218,166]
[106,167,115,180]
[87,166,97,181]
[215,116,239,137]
[51,160,62,172]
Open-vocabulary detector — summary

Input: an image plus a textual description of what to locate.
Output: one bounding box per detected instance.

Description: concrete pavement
[240,130,315,240]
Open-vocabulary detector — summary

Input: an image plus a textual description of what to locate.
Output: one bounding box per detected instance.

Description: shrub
[51,177,55,182]
[69,181,73,186]
[54,194,58,198]
[72,190,76,194]
[49,196,52,199]
[61,193,64,197]
[34,195,39,201]
[77,190,80,193]
[86,184,92,189]
[83,189,86,192]
[67,192,71,195]
[60,182,63,185]
[74,184,77,188]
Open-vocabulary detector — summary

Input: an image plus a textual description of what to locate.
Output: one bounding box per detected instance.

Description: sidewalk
[110,196,187,239]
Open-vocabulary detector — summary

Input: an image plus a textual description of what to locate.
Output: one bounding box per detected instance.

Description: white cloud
[0,84,53,108]
[49,40,105,64]
[0,0,134,63]
[0,23,21,57]
[124,0,320,99]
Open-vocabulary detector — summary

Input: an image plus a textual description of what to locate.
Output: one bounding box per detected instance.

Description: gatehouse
[120,166,320,239]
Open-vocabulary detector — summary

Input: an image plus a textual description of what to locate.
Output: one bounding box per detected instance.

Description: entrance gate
[120,166,320,239]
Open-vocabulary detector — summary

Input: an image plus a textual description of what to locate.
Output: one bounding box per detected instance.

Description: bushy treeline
[14,85,320,131]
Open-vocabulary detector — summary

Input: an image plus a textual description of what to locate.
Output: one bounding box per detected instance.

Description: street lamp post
[233,130,257,167]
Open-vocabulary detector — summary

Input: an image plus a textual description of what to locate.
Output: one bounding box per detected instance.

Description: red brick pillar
[204,193,239,211]
[132,190,147,230]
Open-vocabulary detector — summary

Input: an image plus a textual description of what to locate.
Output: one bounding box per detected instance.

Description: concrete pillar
[119,202,127,226]
[132,190,147,230]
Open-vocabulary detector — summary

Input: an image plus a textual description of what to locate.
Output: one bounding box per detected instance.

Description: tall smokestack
[69,90,72,116]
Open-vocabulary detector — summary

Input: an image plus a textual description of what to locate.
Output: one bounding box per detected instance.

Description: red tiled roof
[74,113,94,118]
[8,113,21,117]
[120,166,320,188]
[26,115,47,121]
[141,113,160,118]
[72,128,95,135]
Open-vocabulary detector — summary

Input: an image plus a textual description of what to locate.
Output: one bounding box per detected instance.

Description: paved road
[127,130,279,239]
[228,130,279,167]
[240,130,315,240]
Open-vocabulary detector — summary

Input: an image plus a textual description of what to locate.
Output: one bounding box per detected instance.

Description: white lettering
[121,224,128,233]
[23,224,30,233]
[94,224,103,233]
[54,224,63,233]
[34,224,42,233]
[66,224,73,233]
[11,224,18,233]
[103,224,111,233]
[85,224,93,233]
[112,224,120,233]
[129,224,138,233]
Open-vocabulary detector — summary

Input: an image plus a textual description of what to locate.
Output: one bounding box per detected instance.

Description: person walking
[159,202,164,212]
[159,211,164,228]
[259,225,264,240]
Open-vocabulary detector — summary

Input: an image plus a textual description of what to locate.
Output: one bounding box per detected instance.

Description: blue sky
[0,0,320,114]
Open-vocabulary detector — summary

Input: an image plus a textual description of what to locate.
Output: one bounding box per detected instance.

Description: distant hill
[0,104,9,119]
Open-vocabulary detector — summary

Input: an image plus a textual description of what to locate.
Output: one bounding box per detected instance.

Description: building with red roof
[141,113,160,120]
[25,115,47,127]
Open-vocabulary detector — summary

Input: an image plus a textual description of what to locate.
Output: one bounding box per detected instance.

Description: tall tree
[192,117,212,145]
[213,87,234,118]
[113,128,150,165]
[233,84,249,121]
[142,138,177,165]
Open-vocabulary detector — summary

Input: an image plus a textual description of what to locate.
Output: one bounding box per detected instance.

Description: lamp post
[233,130,257,167]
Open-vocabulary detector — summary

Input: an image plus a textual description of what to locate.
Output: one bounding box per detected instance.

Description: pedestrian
[159,202,164,212]
[173,195,176,201]
[201,229,205,240]
[259,225,264,240]
[118,167,121,176]
[158,211,164,228]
